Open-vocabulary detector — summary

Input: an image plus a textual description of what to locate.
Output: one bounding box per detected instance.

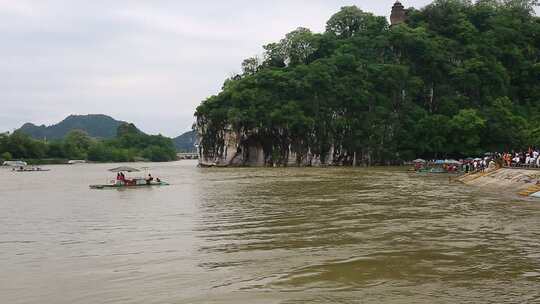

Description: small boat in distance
[2,160,28,167]
[90,166,169,189]
[12,166,50,172]
[68,160,87,165]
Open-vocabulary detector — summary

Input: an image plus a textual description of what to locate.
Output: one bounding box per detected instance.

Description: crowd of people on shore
[463,148,540,173]
[461,157,496,173]
[501,148,540,168]
[416,148,540,174]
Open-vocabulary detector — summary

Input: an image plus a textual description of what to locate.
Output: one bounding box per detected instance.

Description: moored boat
[68,160,87,165]
[3,160,28,167]
[413,159,462,174]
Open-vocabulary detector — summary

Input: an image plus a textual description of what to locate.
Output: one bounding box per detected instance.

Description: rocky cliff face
[197,129,333,167]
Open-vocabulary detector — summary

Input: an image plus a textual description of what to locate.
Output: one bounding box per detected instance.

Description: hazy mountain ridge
[17,113,197,152]
[18,114,127,140]
[173,130,197,152]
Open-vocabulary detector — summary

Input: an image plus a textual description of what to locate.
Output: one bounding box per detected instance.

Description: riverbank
[23,158,70,165]
[2,158,181,166]
[458,168,540,199]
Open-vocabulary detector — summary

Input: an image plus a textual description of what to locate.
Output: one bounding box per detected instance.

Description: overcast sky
[0,0,490,135]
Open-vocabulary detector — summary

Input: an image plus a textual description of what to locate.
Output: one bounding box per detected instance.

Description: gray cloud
[1,0,493,136]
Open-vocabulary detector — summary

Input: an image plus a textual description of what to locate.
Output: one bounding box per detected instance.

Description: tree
[241,56,261,75]
[87,142,112,162]
[1,152,12,161]
[142,145,176,162]
[483,97,528,151]
[47,141,66,158]
[280,27,318,65]
[503,0,540,15]
[5,131,47,159]
[263,43,286,68]
[326,6,387,38]
[449,109,486,156]
[63,129,93,159]
[65,130,92,150]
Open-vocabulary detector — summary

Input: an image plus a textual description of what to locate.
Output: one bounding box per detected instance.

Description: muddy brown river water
[1,160,539,303]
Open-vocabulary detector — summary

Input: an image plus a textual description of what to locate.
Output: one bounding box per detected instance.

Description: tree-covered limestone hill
[196,0,540,166]
[17,114,128,140]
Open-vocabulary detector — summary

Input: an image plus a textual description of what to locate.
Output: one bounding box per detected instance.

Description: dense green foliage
[196,0,540,165]
[18,114,126,140]
[0,123,177,163]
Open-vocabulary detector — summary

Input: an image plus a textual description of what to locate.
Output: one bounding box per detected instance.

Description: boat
[3,160,28,167]
[68,160,87,165]
[413,158,463,175]
[90,166,169,189]
[12,166,50,172]
[90,179,170,189]
[416,167,448,174]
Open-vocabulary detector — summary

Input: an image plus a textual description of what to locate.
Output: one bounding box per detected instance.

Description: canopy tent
[108,166,140,173]
[444,159,461,165]
[413,159,426,163]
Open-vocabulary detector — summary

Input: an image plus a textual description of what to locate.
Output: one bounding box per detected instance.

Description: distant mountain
[173,130,197,152]
[17,114,126,140]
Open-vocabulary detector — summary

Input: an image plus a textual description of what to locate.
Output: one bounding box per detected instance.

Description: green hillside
[18,114,126,140]
[1,122,177,163]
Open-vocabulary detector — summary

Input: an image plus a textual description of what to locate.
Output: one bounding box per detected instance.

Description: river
[1,161,539,303]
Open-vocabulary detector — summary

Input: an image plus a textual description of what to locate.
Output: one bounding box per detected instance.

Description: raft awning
[108,166,140,173]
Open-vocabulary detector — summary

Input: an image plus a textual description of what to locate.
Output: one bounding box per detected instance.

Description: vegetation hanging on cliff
[195,0,540,166]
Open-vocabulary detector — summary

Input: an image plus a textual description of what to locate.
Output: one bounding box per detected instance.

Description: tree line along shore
[0,123,178,164]
[195,1,540,167]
